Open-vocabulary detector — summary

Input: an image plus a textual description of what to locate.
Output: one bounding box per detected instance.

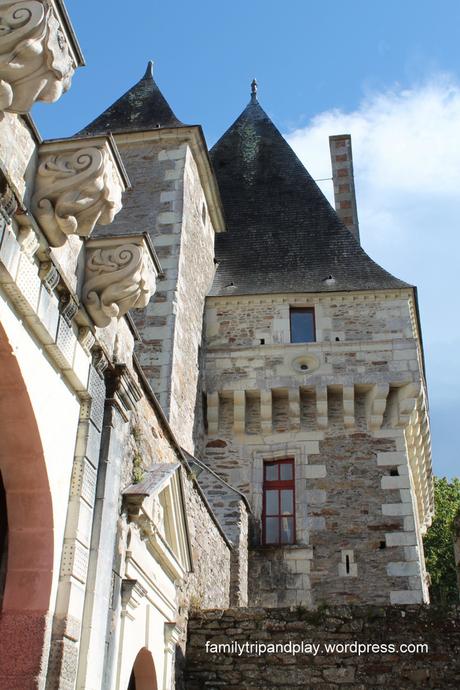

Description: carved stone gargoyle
[0,0,83,113]
[32,135,128,247]
[82,233,160,329]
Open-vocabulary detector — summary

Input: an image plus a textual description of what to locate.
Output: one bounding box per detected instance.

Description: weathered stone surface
[184,605,460,689]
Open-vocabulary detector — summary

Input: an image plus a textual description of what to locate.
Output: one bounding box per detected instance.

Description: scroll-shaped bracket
[82,233,160,329]
[32,135,129,247]
[0,0,84,113]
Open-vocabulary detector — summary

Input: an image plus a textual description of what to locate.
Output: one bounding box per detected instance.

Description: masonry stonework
[184,605,460,689]
[0,11,441,688]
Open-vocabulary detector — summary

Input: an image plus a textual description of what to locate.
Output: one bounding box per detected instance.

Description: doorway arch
[0,321,54,687]
[128,648,158,690]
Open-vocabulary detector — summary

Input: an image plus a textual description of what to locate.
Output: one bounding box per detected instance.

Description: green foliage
[131,426,145,484]
[132,451,144,484]
[423,476,460,604]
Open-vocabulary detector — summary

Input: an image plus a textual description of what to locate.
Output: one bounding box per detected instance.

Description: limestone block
[403,516,415,531]
[387,562,420,577]
[381,475,411,490]
[233,390,245,433]
[382,503,413,516]
[82,234,158,328]
[385,532,417,547]
[316,385,328,429]
[390,590,423,605]
[260,389,272,433]
[366,383,389,430]
[32,135,128,247]
[288,387,300,431]
[377,451,406,466]
[343,385,355,428]
[0,0,83,114]
[304,465,327,479]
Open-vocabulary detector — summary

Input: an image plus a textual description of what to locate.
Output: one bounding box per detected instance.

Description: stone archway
[128,648,158,690]
[0,322,54,688]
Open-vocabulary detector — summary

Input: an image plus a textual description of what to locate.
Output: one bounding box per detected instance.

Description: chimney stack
[329,134,360,244]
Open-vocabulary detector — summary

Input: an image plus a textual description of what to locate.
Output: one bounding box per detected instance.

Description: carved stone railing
[32,135,129,247]
[0,0,84,113]
[82,234,160,328]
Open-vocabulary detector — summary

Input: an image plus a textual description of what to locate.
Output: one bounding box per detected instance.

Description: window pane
[265,517,279,544]
[281,517,294,544]
[280,463,293,481]
[265,463,278,481]
[265,490,279,516]
[280,490,293,515]
[290,309,315,343]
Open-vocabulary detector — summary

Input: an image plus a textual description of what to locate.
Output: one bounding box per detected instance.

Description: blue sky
[34,1,459,477]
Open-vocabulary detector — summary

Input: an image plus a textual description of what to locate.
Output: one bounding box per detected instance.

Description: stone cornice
[82,233,158,328]
[0,0,84,114]
[32,134,129,247]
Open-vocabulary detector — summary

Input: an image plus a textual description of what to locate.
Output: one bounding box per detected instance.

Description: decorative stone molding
[17,224,39,257]
[78,326,95,355]
[39,259,59,291]
[121,578,147,611]
[59,292,77,325]
[82,233,160,329]
[0,0,83,113]
[32,135,129,247]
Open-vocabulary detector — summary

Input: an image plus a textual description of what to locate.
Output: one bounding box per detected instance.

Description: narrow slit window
[290,307,315,343]
[262,459,295,545]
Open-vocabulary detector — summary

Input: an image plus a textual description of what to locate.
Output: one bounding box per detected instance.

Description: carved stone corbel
[32,135,129,247]
[0,0,83,113]
[82,234,160,329]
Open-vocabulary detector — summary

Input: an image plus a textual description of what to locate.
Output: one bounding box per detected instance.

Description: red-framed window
[262,459,295,545]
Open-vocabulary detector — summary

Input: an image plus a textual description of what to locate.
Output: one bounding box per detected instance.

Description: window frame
[289,306,316,343]
[262,458,296,546]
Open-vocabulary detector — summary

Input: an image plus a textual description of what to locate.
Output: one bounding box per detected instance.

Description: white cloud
[285,77,460,476]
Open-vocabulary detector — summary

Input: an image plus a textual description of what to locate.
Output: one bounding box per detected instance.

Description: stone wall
[105,131,216,455]
[184,605,460,689]
[200,290,433,607]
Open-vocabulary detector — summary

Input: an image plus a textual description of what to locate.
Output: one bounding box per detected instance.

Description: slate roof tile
[78,61,184,135]
[209,95,410,296]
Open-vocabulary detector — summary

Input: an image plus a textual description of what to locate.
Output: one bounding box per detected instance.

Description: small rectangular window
[290,307,315,343]
[262,459,295,545]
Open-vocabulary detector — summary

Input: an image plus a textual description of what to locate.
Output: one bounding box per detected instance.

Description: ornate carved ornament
[32,135,129,247]
[82,234,159,329]
[0,0,83,113]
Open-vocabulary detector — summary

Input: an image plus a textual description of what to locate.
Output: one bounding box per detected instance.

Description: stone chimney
[329,134,360,244]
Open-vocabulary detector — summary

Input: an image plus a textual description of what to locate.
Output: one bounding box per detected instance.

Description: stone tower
[79,62,224,454]
[199,86,433,607]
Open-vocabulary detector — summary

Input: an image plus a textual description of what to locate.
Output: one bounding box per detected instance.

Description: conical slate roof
[209,89,410,296]
[78,61,184,135]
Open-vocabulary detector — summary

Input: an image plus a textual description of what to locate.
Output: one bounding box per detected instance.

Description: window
[290,307,315,343]
[262,459,295,545]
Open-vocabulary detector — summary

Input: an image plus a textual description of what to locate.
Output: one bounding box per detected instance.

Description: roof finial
[144,60,154,79]
[251,78,258,102]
